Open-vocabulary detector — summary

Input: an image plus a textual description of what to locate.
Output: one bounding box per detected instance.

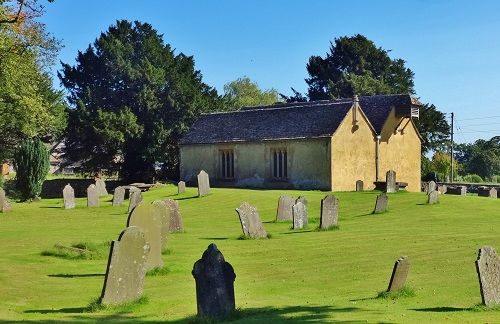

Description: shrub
[463,174,483,183]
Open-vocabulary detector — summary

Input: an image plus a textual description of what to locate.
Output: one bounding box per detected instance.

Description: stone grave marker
[356,180,364,191]
[276,195,294,221]
[95,178,108,196]
[127,203,163,270]
[438,184,447,194]
[478,187,497,198]
[177,181,186,194]
[0,188,12,213]
[192,243,236,318]
[386,170,397,193]
[476,246,500,306]
[296,195,308,207]
[112,186,125,206]
[152,200,171,252]
[87,184,99,207]
[293,201,308,229]
[236,202,267,239]
[197,170,210,197]
[128,186,142,213]
[373,193,388,214]
[163,199,183,232]
[320,194,339,228]
[387,256,411,291]
[100,226,150,305]
[427,190,439,204]
[63,184,75,209]
[427,181,436,194]
[446,185,466,196]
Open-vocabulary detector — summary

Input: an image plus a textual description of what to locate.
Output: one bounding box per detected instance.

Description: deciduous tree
[222,77,280,111]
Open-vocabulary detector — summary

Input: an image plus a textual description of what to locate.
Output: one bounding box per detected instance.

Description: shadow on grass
[280,230,313,235]
[48,273,104,278]
[198,237,229,240]
[411,306,474,312]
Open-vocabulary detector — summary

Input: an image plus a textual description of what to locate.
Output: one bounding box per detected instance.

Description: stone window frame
[270,147,288,180]
[218,149,235,180]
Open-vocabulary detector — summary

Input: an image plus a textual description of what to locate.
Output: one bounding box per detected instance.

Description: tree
[59,20,220,182]
[306,34,415,100]
[456,136,500,180]
[431,151,461,182]
[413,104,450,154]
[12,137,49,201]
[222,77,281,111]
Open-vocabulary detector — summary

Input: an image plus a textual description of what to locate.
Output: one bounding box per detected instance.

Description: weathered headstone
[197,170,210,197]
[438,184,447,194]
[95,178,108,196]
[478,187,498,198]
[320,194,339,228]
[177,181,186,194]
[87,184,99,207]
[356,180,364,191]
[373,193,388,214]
[292,201,308,229]
[152,200,171,252]
[476,246,500,306]
[276,195,294,221]
[427,190,439,204]
[63,184,75,209]
[100,226,150,305]
[127,203,163,270]
[296,195,308,207]
[446,185,466,196]
[427,181,436,194]
[236,202,267,239]
[112,186,125,206]
[385,170,397,193]
[192,243,236,318]
[0,188,12,213]
[387,256,411,292]
[163,199,183,232]
[128,186,142,213]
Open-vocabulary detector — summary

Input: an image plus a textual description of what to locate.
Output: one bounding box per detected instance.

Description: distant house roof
[179,94,421,145]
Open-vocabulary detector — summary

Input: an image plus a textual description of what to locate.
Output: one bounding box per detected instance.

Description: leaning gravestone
[127,203,163,271]
[427,181,436,194]
[427,190,439,204]
[95,178,108,196]
[356,180,364,191]
[177,181,186,194]
[386,170,397,193]
[163,199,183,232]
[320,194,339,228]
[373,193,388,214]
[63,184,75,209]
[293,201,308,229]
[387,256,411,292]
[87,184,99,207]
[236,202,267,239]
[197,170,210,197]
[276,195,294,221]
[192,243,236,318]
[100,226,150,305]
[476,246,500,306]
[0,188,12,213]
[112,186,125,206]
[128,186,142,213]
[152,200,171,252]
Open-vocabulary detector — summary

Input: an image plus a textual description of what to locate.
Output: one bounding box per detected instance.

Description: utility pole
[450,112,454,183]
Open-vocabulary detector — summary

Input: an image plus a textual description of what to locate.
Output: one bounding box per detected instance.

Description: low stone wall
[41,179,124,198]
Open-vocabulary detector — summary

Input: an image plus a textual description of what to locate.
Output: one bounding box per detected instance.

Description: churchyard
[1,184,500,323]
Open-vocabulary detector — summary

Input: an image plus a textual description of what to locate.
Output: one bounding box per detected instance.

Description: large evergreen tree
[59,20,220,182]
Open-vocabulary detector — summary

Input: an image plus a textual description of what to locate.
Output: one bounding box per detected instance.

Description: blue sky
[39,0,500,144]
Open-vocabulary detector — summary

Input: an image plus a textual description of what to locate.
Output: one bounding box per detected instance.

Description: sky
[38,0,500,144]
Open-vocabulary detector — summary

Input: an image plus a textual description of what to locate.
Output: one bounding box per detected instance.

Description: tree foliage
[59,20,220,182]
[413,104,450,154]
[431,151,460,182]
[455,136,500,181]
[222,77,281,111]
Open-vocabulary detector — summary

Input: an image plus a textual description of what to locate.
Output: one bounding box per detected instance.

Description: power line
[458,122,500,128]
[456,115,500,121]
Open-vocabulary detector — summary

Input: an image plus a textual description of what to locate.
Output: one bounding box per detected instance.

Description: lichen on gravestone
[476,246,500,306]
[387,256,411,292]
[236,202,267,239]
[320,194,338,228]
[276,195,294,221]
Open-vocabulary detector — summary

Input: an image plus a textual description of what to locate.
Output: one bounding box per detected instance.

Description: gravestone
[276,195,294,221]
[446,185,466,196]
[112,186,125,206]
[197,170,210,197]
[385,170,397,193]
[478,187,497,198]
[293,201,308,229]
[192,243,236,318]
[356,180,364,191]
[236,202,267,239]
[373,193,388,214]
[427,181,436,194]
[427,190,439,204]
[177,181,186,194]
[296,195,308,207]
[100,226,150,305]
[0,188,12,213]
[476,246,500,306]
[438,184,447,194]
[95,178,108,196]
[387,256,411,292]
[163,199,183,232]
[87,184,99,207]
[127,203,163,270]
[320,194,339,228]
[63,184,75,209]
[128,186,142,213]
[152,200,171,252]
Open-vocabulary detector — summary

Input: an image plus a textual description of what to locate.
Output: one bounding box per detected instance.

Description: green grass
[1,184,500,322]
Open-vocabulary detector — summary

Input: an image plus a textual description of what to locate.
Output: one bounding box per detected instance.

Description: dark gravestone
[152,200,170,252]
[163,199,184,232]
[128,186,142,213]
[478,187,498,198]
[112,186,125,206]
[292,201,308,229]
[446,186,466,196]
[0,188,12,213]
[427,190,439,204]
[320,194,339,228]
[87,184,99,207]
[373,193,388,214]
[100,226,150,305]
[236,202,267,239]
[427,181,436,194]
[95,178,108,196]
[197,170,210,197]
[387,256,411,291]
[63,184,75,209]
[476,246,500,306]
[127,203,163,271]
[276,195,294,221]
[385,170,397,193]
[356,180,364,191]
[192,243,236,318]
[177,181,186,194]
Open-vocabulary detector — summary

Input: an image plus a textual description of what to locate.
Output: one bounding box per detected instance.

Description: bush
[463,174,483,183]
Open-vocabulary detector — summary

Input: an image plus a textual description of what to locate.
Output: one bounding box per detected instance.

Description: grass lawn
[1,185,499,323]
